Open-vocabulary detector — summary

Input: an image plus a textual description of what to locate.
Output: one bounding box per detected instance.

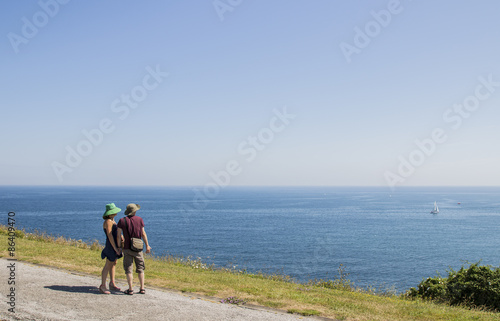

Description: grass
[1,225,500,321]
[287,308,322,316]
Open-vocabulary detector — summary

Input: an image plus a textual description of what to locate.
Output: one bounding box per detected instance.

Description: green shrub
[446,263,500,310]
[407,262,500,311]
[14,229,25,239]
[406,276,447,302]
[312,263,355,291]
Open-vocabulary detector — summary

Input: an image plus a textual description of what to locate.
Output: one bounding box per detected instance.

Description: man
[117,203,152,295]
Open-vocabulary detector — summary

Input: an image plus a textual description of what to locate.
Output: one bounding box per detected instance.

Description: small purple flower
[221,296,246,305]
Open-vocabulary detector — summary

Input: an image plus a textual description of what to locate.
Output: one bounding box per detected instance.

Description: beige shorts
[123,249,145,274]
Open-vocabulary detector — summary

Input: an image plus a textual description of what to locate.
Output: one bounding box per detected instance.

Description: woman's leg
[100,260,113,293]
[109,260,116,284]
[101,260,111,287]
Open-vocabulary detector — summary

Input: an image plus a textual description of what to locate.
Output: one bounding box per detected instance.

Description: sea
[1,186,499,293]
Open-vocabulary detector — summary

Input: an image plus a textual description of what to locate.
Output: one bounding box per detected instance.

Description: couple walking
[100,203,152,295]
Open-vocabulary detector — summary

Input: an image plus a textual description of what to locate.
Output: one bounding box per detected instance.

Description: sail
[431,201,439,213]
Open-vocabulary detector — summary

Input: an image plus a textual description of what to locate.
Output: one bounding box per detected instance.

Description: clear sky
[2,1,500,187]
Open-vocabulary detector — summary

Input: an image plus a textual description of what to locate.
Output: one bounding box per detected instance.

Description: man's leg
[138,272,145,290]
[135,251,146,292]
[123,250,134,292]
[126,273,134,291]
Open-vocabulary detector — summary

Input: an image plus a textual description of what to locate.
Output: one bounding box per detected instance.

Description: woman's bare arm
[117,228,122,248]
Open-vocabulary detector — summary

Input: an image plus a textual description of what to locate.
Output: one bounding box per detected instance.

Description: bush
[312,263,355,291]
[446,263,500,310]
[407,262,500,311]
[406,276,447,302]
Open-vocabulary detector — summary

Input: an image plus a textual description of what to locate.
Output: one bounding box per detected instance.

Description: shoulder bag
[124,216,144,252]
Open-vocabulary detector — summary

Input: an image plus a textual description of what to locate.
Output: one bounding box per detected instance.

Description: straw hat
[103,203,121,217]
[124,203,141,216]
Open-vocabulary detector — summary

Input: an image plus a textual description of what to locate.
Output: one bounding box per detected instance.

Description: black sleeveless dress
[101,224,123,262]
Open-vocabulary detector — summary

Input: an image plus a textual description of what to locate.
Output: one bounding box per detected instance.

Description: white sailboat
[430,201,439,214]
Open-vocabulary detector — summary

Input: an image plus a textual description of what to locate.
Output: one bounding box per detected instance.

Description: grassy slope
[1,227,499,321]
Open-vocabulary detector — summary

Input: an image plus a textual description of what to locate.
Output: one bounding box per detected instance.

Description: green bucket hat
[103,203,121,217]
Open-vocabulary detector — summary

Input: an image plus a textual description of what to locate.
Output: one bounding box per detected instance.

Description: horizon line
[1,185,500,188]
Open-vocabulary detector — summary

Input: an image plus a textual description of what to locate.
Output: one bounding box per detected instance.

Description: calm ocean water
[1,186,500,292]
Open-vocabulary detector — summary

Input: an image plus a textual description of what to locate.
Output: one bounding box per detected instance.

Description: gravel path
[0,259,330,321]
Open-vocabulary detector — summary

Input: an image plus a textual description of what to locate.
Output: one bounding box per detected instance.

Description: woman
[99,203,123,294]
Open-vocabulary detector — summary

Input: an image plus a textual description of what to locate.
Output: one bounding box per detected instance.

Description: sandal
[139,288,146,294]
[99,286,110,294]
[123,289,134,295]
[109,283,121,291]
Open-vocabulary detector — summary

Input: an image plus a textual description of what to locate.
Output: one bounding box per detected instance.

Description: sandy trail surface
[0,259,329,321]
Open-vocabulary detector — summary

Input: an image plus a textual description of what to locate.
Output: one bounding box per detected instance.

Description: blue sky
[1,0,500,187]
